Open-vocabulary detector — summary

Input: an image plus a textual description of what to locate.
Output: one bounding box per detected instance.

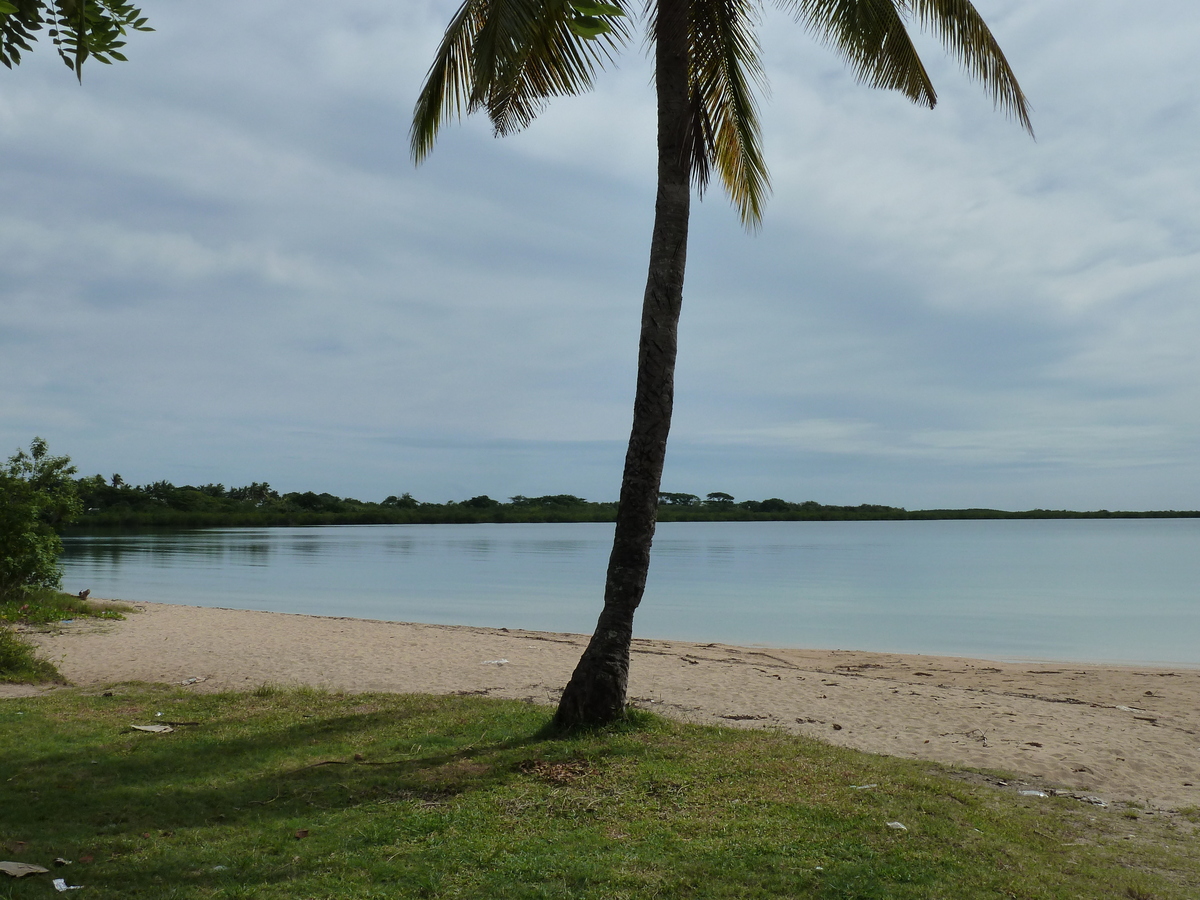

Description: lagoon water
[61,519,1200,667]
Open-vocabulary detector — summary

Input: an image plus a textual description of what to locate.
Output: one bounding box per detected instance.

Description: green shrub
[0,624,59,682]
[0,437,80,597]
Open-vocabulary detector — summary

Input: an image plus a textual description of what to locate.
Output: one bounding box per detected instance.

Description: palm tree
[411,0,1031,727]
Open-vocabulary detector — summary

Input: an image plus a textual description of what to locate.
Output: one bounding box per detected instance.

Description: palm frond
[781,0,936,108]
[687,0,770,225]
[903,0,1032,134]
[480,0,631,135]
[411,0,487,162]
[411,0,630,163]
[779,0,1031,135]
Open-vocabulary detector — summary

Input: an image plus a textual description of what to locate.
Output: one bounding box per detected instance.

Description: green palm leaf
[782,0,936,106]
[783,0,1031,134]
[479,0,628,136]
[411,0,487,162]
[411,0,629,162]
[687,0,771,225]
[905,0,1032,133]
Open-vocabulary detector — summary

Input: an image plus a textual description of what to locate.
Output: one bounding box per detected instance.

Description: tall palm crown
[412,0,1031,221]
[412,0,1030,726]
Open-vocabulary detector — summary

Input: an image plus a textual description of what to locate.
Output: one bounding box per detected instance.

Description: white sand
[11,601,1199,810]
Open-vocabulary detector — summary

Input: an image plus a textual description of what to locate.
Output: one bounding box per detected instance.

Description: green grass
[0,588,125,683]
[1,687,1196,899]
[0,626,60,683]
[0,587,126,628]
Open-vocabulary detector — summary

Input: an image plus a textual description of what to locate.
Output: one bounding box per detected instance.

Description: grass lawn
[1,685,1197,898]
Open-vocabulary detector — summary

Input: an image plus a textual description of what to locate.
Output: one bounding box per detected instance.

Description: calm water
[61,520,1200,666]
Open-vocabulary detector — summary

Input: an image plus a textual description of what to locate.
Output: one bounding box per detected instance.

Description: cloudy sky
[2,1,1197,510]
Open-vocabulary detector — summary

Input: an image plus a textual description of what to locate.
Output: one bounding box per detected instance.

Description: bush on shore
[0,623,60,683]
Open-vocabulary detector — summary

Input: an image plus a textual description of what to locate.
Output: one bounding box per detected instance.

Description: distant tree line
[70,478,620,528]
[66,475,1200,530]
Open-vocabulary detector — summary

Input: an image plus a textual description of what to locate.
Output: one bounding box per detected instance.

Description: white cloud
[1,0,1198,507]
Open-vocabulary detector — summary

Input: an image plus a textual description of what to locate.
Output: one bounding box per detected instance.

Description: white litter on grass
[131,724,175,734]
[0,862,50,878]
[482,659,509,666]
[886,822,908,831]
[851,784,878,790]
[1019,790,1048,798]
[53,878,83,891]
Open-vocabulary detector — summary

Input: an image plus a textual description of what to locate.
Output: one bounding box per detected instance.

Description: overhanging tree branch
[0,0,152,79]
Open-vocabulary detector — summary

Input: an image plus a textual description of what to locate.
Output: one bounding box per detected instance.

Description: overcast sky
[2,1,1198,510]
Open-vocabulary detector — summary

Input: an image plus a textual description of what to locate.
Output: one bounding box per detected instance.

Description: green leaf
[0,1,20,14]
[567,15,611,38]
[568,1,624,16]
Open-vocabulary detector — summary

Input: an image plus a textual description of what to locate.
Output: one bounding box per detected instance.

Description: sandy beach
[8,601,1199,811]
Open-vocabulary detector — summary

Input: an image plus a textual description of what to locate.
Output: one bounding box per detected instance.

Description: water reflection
[60,520,1200,666]
[381,538,415,555]
[513,539,591,555]
[456,539,496,559]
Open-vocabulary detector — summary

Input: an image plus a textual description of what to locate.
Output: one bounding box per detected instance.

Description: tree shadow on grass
[0,685,657,897]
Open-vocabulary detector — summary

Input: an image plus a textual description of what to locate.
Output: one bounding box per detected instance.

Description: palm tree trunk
[554,0,692,727]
